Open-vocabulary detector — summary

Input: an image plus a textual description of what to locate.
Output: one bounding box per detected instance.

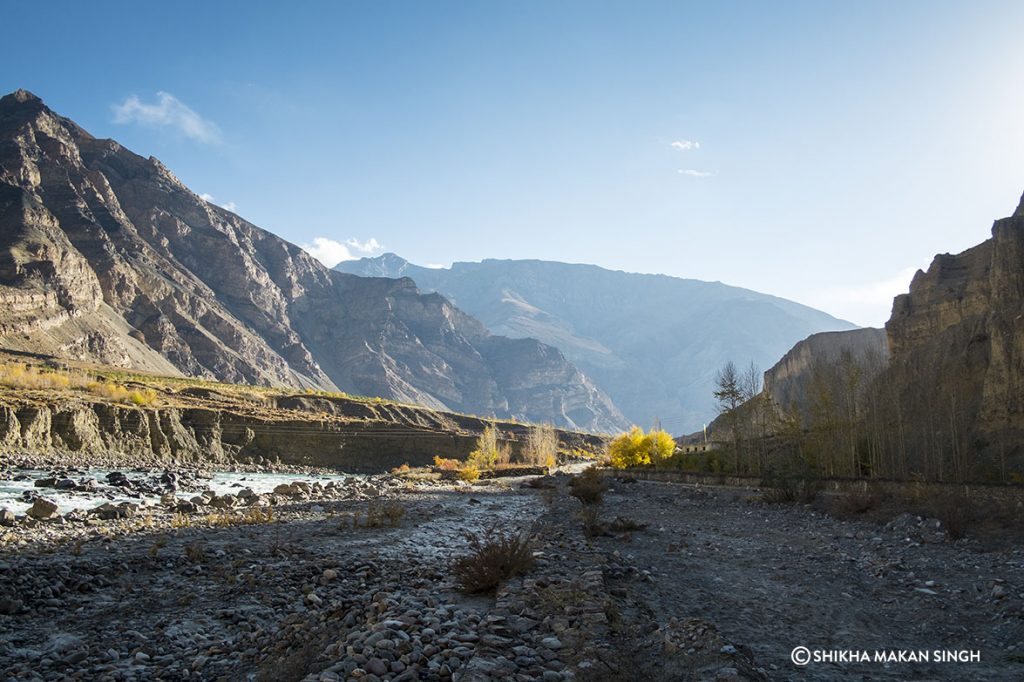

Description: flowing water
[0,468,358,515]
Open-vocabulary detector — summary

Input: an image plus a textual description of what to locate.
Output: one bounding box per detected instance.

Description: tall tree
[714,361,744,473]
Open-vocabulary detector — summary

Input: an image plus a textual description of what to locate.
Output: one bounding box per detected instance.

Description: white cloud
[803,267,918,327]
[112,92,221,143]
[198,193,237,212]
[670,140,700,151]
[300,236,384,267]
[424,263,448,269]
[345,237,382,253]
[678,169,716,177]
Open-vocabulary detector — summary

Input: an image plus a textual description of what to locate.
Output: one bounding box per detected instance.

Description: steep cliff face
[0,90,626,432]
[763,328,889,417]
[882,194,1024,476]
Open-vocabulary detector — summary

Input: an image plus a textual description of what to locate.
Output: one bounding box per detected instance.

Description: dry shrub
[579,506,604,538]
[359,501,406,528]
[433,456,460,471]
[390,463,412,475]
[569,466,609,505]
[451,523,534,594]
[920,489,977,540]
[608,516,648,532]
[523,424,558,467]
[833,489,882,516]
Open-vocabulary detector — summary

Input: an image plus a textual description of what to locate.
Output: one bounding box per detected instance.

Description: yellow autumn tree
[608,426,676,468]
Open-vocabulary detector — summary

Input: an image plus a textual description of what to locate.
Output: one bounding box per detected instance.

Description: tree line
[710,348,1020,484]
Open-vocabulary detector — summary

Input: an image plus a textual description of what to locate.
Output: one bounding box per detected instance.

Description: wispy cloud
[670,140,700,151]
[424,263,448,270]
[301,236,384,267]
[678,169,716,178]
[198,193,237,213]
[112,92,220,143]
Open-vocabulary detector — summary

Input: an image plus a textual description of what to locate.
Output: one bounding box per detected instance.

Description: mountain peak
[339,252,411,277]
[0,89,47,117]
[1015,190,1024,218]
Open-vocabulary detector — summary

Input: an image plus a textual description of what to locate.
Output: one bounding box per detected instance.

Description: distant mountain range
[337,254,857,431]
[0,90,626,432]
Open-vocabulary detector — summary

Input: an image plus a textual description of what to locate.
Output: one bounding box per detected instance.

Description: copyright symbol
[791,646,811,666]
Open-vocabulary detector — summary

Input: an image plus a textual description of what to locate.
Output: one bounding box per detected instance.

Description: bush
[579,506,603,538]
[569,466,609,505]
[457,465,481,482]
[450,523,534,593]
[467,425,510,469]
[608,426,676,468]
[433,456,460,471]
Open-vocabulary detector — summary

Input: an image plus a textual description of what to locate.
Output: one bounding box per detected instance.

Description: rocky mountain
[876,192,1024,478]
[337,255,857,431]
[0,89,626,432]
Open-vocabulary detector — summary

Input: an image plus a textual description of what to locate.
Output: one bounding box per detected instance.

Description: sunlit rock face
[882,193,1024,476]
[0,90,626,433]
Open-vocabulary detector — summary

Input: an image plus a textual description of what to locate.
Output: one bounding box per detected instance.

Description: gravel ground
[1,470,1022,681]
[586,478,1024,681]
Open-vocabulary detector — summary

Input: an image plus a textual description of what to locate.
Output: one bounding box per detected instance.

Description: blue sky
[5,1,1024,326]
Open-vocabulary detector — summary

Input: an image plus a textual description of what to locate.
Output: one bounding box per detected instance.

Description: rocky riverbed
[1,470,1022,681]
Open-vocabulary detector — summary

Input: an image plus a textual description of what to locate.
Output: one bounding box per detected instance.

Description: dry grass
[202,507,275,527]
[0,362,159,406]
[451,523,534,594]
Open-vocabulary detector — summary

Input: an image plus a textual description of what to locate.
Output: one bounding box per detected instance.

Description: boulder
[210,494,237,509]
[27,498,60,520]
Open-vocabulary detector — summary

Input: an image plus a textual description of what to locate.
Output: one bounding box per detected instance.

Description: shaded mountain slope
[338,254,857,430]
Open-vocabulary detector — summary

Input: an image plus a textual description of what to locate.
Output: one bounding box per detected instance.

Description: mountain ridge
[338,253,858,430]
[0,89,627,432]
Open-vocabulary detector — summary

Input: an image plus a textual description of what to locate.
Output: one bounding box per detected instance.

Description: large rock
[26,498,59,520]
[0,89,624,432]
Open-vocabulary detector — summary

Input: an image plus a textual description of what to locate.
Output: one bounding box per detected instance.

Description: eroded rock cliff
[0,386,607,472]
[881,193,1024,478]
